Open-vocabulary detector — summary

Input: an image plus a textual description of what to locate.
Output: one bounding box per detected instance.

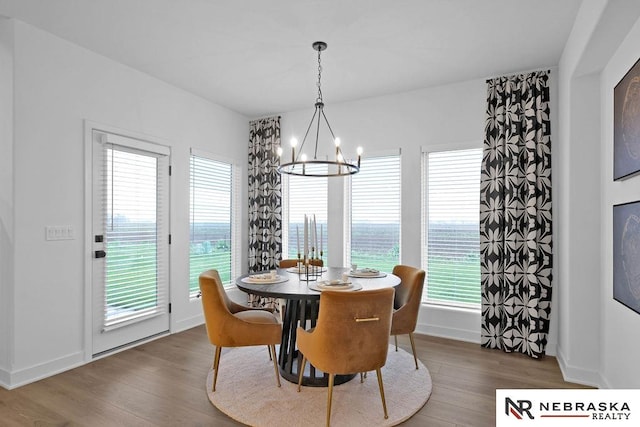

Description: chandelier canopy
[277,41,362,177]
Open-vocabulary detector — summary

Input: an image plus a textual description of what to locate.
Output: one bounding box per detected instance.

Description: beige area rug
[206,345,432,426]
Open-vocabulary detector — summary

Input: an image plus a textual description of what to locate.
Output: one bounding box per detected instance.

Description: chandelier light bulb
[357,146,363,156]
[301,153,308,162]
[334,137,341,147]
[290,137,298,163]
[276,146,283,157]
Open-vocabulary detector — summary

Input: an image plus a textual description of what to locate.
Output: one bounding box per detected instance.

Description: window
[189,150,239,296]
[102,146,168,325]
[347,153,401,272]
[422,147,482,307]
[283,174,327,260]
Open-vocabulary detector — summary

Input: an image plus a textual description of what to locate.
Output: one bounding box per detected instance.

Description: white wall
[556,0,609,387]
[282,76,560,349]
[1,20,248,389]
[557,0,640,388]
[0,16,15,385]
[601,13,640,389]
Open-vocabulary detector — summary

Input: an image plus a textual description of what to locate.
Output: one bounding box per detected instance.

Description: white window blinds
[283,174,328,259]
[189,151,238,295]
[348,154,401,272]
[423,148,482,307]
[99,142,170,329]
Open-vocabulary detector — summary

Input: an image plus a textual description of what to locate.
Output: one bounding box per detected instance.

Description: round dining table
[236,266,400,386]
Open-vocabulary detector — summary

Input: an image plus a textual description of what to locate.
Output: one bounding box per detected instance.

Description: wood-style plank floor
[0,326,589,426]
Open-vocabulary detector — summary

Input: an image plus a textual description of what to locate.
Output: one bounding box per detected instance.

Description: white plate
[308,281,363,292]
[241,275,288,284]
[347,269,387,278]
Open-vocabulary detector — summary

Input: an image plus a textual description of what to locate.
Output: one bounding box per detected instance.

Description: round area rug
[206,345,432,426]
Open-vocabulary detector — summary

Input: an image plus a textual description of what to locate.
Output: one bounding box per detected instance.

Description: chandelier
[277,41,362,177]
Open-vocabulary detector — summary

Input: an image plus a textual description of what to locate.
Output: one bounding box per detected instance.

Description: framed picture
[614,57,640,180]
[613,201,640,315]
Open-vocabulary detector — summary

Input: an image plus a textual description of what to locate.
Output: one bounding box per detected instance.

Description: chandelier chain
[316,48,323,103]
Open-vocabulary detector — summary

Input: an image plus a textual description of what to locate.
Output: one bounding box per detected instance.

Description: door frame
[83,120,173,361]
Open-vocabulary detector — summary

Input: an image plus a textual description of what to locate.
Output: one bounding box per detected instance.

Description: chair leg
[375,368,389,419]
[297,355,307,392]
[326,373,335,427]
[409,332,419,370]
[270,345,281,387]
[360,372,364,383]
[267,345,272,361]
[394,335,398,351]
[212,346,222,392]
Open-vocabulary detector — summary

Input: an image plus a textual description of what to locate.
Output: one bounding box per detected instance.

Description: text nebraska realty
[507,398,632,420]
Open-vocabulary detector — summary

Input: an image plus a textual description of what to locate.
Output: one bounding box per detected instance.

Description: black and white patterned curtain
[480,71,553,359]
[248,117,282,309]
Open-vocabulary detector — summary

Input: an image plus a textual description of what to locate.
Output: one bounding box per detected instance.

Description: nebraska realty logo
[496,389,640,426]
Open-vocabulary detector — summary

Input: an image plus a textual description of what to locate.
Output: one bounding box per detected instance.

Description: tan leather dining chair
[199,269,282,392]
[279,258,324,268]
[391,264,426,369]
[296,288,395,427]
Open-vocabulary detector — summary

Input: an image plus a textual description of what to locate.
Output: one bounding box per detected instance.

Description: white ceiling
[0,0,583,118]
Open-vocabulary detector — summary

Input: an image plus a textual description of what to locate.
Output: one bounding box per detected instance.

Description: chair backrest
[392,264,426,326]
[279,258,324,268]
[310,288,394,374]
[199,269,238,346]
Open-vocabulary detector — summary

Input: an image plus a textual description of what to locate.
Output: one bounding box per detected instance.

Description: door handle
[95,250,106,258]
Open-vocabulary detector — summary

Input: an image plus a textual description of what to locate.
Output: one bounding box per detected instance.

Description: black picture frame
[613,200,640,315]
[614,57,640,181]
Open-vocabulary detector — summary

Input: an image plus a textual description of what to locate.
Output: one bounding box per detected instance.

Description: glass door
[91,130,170,356]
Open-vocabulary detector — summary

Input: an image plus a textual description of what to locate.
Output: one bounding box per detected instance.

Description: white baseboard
[0,367,10,389]
[1,351,84,390]
[416,304,481,344]
[556,345,603,388]
[2,314,204,390]
[416,327,559,357]
[172,312,204,334]
[545,341,557,357]
[416,322,480,344]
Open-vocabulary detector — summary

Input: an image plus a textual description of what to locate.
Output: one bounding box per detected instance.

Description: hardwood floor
[0,326,588,426]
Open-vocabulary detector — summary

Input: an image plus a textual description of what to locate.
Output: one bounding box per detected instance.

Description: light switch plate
[45,225,75,241]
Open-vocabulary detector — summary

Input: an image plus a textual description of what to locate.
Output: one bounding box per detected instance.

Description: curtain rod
[485,69,551,83]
